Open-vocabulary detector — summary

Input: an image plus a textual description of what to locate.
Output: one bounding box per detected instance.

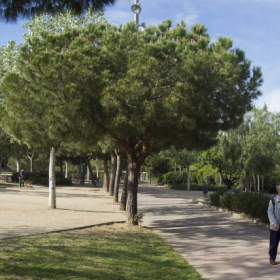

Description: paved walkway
[0,184,125,239]
[138,185,277,280]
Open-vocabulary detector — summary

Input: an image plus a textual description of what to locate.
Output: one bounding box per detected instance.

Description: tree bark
[49,147,58,209]
[103,158,109,192]
[65,161,68,178]
[262,176,264,192]
[81,162,87,185]
[253,174,257,192]
[120,169,128,211]
[28,151,34,172]
[113,151,121,203]
[78,158,82,184]
[126,156,141,225]
[257,174,260,193]
[109,152,117,196]
[85,156,97,187]
[60,159,63,175]
[96,165,99,179]
[245,176,250,192]
[187,165,191,191]
[16,159,20,172]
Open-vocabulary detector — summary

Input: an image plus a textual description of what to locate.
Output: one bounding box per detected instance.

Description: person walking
[268,185,280,265]
[20,168,26,188]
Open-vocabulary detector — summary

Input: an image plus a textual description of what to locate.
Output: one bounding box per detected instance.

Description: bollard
[19,176,22,188]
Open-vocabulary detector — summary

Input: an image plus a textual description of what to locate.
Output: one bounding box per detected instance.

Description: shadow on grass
[0,227,203,280]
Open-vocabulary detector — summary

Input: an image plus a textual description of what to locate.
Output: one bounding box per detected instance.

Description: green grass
[0,224,203,280]
[0,183,11,188]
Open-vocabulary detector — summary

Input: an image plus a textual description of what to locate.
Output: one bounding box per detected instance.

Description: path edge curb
[0,220,126,240]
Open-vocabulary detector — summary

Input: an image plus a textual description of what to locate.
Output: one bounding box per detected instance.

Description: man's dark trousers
[269,229,280,260]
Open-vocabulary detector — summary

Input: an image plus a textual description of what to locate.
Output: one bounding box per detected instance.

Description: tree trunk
[78,158,82,184]
[65,161,68,179]
[257,174,260,192]
[28,154,34,172]
[60,159,63,175]
[81,162,87,185]
[109,152,117,196]
[87,166,90,181]
[16,159,20,172]
[253,174,257,192]
[85,156,97,187]
[245,176,250,192]
[187,165,191,191]
[120,169,128,211]
[179,166,182,175]
[49,147,57,209]
[113,151,121,203]
[103,158,109,192]
[149,170,152,187]
[262,176,264,192]
[96,165,99,179]
[126,156,141,225]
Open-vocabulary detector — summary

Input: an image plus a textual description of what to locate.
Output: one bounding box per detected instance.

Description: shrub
[210,190,227,206]
[12,172,72,186]
[211,190,271,223]
[170,184,227,192]
[220,193,234,210]
[163,172,182,185]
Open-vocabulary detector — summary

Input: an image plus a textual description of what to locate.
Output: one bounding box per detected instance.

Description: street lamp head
[131,4,141,14]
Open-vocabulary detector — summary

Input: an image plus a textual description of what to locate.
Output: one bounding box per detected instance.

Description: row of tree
[147,106,280,193]
[0,11,262,224]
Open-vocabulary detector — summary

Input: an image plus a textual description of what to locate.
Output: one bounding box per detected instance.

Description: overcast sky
[0,0,279,112]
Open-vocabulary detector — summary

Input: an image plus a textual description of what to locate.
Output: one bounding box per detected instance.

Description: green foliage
[0,1,115,22]
[210,191,227,207]
[171,184,227,192]
[12,172,72,186]
[163,172,183,185]
[196,165,218,185]
[210,191,270,223]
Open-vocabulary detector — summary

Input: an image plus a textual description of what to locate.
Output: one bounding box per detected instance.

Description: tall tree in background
[0,0,116,22]
[0,12,103,208]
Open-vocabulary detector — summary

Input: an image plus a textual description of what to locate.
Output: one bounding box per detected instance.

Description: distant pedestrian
[20,168,26,187]
[268,185,280,265]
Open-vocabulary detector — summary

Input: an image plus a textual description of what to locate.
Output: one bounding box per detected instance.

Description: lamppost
[131,0,145,29]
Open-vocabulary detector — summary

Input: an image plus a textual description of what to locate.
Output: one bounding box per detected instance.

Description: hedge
[12,172,72,186]
[170,184,227,192]
[210,190,271,223]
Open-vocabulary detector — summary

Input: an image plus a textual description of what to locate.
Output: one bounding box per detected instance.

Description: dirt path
[0,185,125,239]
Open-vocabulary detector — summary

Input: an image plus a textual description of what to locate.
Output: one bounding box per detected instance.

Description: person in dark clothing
[268,185,280,265]
[20,168,26,187]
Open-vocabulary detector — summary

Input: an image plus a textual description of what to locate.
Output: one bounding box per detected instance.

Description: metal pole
[134,0,139,26]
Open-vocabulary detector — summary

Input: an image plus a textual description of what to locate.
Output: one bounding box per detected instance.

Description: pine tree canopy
[0,0,116,22]
[0,15,263,155]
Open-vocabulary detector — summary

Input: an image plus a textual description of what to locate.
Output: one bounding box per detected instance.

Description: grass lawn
[0,183,11,188]
[0,224,203,280]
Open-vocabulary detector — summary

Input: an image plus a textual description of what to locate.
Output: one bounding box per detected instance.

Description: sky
[0,0,279,112]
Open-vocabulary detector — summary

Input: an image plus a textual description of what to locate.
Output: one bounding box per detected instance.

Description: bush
[220,193,234,210]
[211,190,271,223]
[163,172,182,185]
[170,184,227,192]
[12,172,72,186]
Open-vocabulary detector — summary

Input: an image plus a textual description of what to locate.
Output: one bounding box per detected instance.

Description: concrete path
[138,185,277,280]
[0,184,125,239]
